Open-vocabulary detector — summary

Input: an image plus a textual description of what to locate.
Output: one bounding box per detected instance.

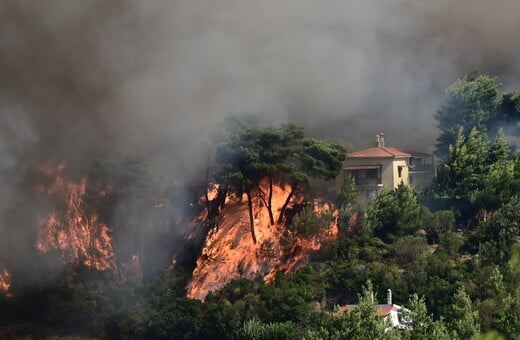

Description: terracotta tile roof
[375,305,395,315]
[348,147,430,158]
[337,304,397,316]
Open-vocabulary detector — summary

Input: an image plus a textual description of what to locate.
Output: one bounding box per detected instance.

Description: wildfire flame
[0,265,12,297]
[35,163,115,271]
[186,180,338,300]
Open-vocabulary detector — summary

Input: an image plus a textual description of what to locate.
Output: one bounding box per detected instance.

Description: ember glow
[0,265,12,297]
[35,163,115,271]
[187,181,338,300]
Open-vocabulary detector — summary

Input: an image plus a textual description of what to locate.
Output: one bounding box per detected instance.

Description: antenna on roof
[379,132,385,147]
[376,132,385,147]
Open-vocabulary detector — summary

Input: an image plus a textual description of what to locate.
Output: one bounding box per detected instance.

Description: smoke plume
[1,0,520,285]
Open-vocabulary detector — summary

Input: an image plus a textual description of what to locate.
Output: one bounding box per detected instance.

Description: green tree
[450,287,480,339]
[435,73,520,160]
[476,266,508,331]
[470,160,516,213]
[488,129,511,164]
[434,127,489,201]
[277,136,346,224]
[434,126,520,222]
[405,294,453,340]
[140,293,203,339]
[367,184,421,243]
[423,209,455,245]
[392,236,428,269]
[246,126,292,225]
[515,151,520,187]
[337,174,358,208]
[495,247,520,338]
[495,91,520,137]
[435,73,499,159]
[237,319,298,340]
[470,130,517,213]
[289,206,319,238]
[215,123,345,242]
[480,197,520,263]
[346,281,388,339]
[215,127,264,243]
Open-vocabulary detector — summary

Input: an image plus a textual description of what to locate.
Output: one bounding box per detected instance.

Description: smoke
[2,0,520,286]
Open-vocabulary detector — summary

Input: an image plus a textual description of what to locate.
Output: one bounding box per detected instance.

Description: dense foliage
[435,72,520,159]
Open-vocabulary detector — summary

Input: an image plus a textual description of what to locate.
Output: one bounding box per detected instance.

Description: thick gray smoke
[1,0,520,283]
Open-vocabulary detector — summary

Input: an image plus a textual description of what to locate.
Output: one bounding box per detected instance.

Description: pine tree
[348,281,388,339]
[434,127,489,201]
[450,287,480,339]
[488,129,511,164]
[405,294,453,340]
[214,122,346,242]
[367,184,421,242]
[337,174,358,208]
[435,73,499,159]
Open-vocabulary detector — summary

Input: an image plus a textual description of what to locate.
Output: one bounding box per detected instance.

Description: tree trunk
[217,187,227,211]
[255,179,275,226]
[204,159,211,218]
[267,177,275,225]
[246,190,257,244]
[239,183,244,203]
[277,182,298,225]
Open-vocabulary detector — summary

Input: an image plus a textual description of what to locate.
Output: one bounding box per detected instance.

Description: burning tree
[214,122,346,243]
[277,135,347,225]
[34,157,165,279]
[83,157,166,277]
[0,265,11,297]
[35,162,116,271]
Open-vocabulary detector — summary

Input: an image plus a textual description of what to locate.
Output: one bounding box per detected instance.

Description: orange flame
[0,265,12,297]
[35,163,115,271]
[186,180,338,300]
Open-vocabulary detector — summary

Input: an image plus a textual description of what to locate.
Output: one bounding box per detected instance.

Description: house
[337,289,413,332]
[337,133,433,204]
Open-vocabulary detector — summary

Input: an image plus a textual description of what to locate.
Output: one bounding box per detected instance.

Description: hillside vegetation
[0,73,520,339]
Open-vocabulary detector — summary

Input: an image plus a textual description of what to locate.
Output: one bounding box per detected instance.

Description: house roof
[348,147,430,158]
[337,304,399,316]
[376,305,395,315]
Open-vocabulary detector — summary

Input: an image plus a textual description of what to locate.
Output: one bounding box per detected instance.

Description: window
[345,165,382,185]
[397,166,403,178]
[366,168,379,179]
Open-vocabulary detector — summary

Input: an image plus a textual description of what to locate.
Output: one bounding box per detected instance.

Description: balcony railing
[409,164,434,173]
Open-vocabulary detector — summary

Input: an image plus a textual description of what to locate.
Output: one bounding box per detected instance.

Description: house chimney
[376,134,381,147]
[379,133,385,147]
[387,289,392,305]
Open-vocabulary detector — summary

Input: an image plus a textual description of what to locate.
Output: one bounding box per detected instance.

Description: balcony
[409,164,434,173]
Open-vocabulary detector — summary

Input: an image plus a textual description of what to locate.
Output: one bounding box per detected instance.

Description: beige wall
[337,155,433,206]
[342,157,396,191]
[343,157,429,189]
[391,158,409,188]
